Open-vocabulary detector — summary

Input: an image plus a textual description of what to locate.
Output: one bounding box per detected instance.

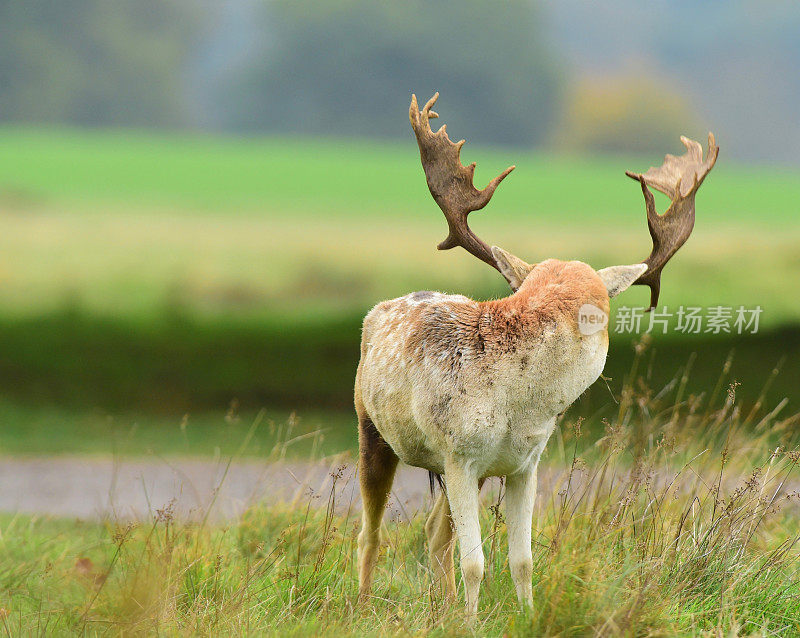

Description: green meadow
[1,128,798,320]
[2,129,800,635]
[0,127,798,450]
[3,370,800,635]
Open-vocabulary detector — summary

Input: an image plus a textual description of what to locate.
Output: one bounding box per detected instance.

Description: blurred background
[1,0,799,457]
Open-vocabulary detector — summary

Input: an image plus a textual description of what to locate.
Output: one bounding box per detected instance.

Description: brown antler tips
[491,165,516,188]
[437,233,459,251]
[423,92,439,114]
[646,281,661,311]
[627,132,718,310]
[680,135,702,161]
[409,92,522,287]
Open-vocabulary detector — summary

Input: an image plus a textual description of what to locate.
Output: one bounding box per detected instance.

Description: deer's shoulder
[364,291,477,333]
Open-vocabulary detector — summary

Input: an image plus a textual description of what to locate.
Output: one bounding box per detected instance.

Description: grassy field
[0,336,794,458]
[2,128,800,222]
[3,370,800,635]
[0,128,799,323]
[2,128,800,635]
[0,401,357,458]
[0,127,799,435]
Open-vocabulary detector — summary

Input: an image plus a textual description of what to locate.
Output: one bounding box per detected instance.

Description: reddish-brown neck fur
[479,259,609,335]
[398,260,610,364]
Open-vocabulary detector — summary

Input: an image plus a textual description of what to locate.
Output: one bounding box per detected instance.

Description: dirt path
[0,456,451,521]
[4,455,791,523]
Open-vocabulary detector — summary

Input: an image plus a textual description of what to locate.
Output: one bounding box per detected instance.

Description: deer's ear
[597,264,648,298]
[491,246,534,290]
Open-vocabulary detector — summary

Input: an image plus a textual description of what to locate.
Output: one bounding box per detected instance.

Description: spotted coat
[355,259,611,478]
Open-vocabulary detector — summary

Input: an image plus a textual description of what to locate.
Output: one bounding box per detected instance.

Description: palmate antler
[409,93,518,286]
[410,92,718,305]
[626,134,719,309]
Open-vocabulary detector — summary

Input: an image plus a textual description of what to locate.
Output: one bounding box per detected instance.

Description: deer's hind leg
[425,489,457,599]
[356,411,399,603]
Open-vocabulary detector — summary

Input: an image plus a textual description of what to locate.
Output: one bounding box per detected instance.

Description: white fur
[597,263,648,298]
[357,278,610,613]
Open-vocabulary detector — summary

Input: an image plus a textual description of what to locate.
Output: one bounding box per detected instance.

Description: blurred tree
[548,0,800,163]
[213,0,562,146]
[0,0,205,127]
[552,75,698,155]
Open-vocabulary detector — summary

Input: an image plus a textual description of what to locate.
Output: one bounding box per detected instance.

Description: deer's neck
[474,260,609,352]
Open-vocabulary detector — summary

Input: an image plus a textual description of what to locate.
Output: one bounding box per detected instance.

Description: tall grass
[2,348,800,635]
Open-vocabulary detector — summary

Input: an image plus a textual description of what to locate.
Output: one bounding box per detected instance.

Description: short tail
[428,471,444,497]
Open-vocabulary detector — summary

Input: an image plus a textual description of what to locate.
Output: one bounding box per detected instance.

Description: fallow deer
[355,93,718,615]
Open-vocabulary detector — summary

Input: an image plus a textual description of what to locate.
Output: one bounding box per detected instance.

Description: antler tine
[626,132,719,309]
[410,93,517,285]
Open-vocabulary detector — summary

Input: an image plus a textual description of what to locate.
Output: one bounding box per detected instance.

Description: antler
[409,93,518,286]
[626,133,719,309]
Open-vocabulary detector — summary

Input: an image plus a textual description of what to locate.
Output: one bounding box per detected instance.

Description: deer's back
[355,285,608,477]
